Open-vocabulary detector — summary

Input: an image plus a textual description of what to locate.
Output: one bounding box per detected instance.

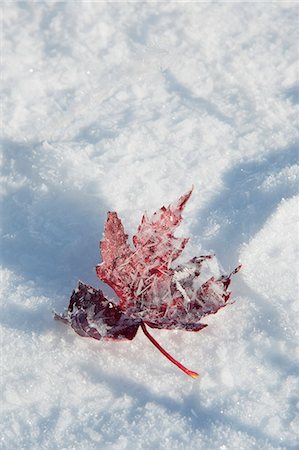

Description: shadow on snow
[191,142,299,268]
[78,359,296,449]
[1,138,107,298]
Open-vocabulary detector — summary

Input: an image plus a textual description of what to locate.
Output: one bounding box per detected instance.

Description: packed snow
[1,2,298,450]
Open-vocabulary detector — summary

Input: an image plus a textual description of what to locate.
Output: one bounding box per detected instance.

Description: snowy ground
[1,2,299,450]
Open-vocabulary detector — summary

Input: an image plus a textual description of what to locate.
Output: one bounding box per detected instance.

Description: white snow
[1,2,298,450]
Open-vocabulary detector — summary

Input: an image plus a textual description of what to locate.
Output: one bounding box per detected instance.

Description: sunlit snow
[1,2,298,450]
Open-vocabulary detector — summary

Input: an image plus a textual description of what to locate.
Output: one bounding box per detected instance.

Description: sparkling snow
[1,2,298,450]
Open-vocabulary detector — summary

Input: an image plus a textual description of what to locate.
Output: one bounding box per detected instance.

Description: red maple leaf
[55,190,240,378]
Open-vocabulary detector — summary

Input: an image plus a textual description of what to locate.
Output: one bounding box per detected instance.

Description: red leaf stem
[140,322,199,379]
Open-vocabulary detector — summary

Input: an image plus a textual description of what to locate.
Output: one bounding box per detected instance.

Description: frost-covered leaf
[57,190,240,378]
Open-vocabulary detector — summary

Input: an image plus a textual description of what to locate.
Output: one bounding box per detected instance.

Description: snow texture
[1,2,298,450]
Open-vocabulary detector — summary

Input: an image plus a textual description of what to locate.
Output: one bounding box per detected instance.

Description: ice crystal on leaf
[55,189,240,378]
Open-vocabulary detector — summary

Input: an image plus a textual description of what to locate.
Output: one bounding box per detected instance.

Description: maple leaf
[55,190,240,378]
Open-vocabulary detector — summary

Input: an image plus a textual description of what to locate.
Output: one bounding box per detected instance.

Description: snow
[1,2,298,450]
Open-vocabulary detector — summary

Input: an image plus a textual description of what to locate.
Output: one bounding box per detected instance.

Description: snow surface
[1,2,299,450]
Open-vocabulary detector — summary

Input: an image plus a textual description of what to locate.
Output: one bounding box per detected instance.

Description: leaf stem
[140,322,199,379]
